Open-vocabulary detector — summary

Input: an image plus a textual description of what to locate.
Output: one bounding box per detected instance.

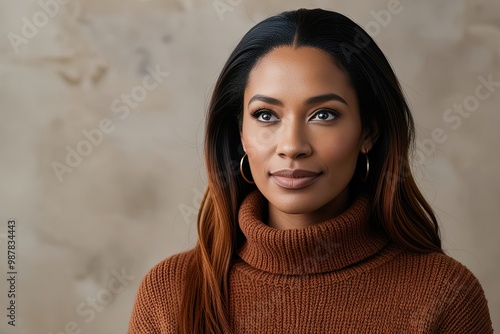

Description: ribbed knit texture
[129,190,493,333]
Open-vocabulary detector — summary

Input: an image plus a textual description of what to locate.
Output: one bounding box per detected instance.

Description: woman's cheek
[320,134,360,166]
[253,126,275,148]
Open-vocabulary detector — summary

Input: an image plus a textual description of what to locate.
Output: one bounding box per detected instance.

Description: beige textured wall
[0,0,498,332]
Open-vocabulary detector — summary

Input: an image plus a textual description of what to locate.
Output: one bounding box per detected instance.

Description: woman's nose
[275,121,312,160]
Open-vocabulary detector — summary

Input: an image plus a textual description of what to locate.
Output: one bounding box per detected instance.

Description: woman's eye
[310,109,338,121]
[252,110,278,122]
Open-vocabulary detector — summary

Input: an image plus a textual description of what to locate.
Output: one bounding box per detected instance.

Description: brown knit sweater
[128,191,493,333]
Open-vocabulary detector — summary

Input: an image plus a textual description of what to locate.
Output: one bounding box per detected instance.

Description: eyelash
[250,109,274,122]
[250,108,340,122]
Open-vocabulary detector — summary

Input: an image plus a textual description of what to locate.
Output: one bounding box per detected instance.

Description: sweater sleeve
[437,261,493,333]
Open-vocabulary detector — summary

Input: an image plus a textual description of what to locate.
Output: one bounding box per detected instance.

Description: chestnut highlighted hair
[180,8,442,333]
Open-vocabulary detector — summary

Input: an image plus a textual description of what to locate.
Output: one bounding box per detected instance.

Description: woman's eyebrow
[248,94,283,107]
[305,93,348,106]
[248,93,348,107]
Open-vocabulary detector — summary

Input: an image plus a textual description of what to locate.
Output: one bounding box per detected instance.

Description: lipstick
[270,169,321,189]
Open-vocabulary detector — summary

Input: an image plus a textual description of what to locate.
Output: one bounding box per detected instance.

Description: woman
[129,8,493,333]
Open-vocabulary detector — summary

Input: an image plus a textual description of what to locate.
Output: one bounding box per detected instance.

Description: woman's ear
[361,121,379,152]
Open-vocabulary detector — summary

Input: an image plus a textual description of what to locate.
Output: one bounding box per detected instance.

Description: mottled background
[0,0,498,333]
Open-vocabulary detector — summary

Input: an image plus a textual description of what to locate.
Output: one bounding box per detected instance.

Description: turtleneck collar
[237,190,389,275]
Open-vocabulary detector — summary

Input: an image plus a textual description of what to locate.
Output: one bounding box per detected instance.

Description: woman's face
[240,46,376,229]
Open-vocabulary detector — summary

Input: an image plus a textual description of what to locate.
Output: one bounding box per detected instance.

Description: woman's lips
[270,169,322,189]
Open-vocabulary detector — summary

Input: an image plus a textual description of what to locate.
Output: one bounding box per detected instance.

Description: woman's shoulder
[396,248,481,282]
[146,248,195,279]
[387,246,493,332]
[128,249,195,333]
[141,248,195,295]
[386,246,484,290]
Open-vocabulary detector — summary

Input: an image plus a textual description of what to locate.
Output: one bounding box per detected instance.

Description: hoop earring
[240,153,254,184]
[360,151,370,181]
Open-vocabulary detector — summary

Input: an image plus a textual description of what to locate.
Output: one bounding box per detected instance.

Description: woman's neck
[267,187,351,230]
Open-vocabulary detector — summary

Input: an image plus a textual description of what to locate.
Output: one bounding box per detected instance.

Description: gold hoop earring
[360,151,370,181]
[240,153,254,184]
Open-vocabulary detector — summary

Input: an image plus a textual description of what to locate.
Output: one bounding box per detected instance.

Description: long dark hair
[179,8,442,333]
